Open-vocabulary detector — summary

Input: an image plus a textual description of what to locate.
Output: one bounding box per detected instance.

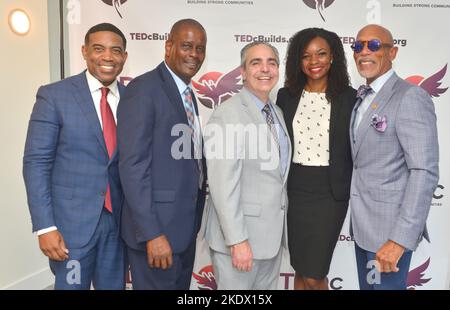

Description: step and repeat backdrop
[66,0,450,289]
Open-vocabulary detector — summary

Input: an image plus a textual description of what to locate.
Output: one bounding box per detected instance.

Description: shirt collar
[164,62,192,95]
[245,87,274,112]
[368,68,395,93]
[85,70,119,98]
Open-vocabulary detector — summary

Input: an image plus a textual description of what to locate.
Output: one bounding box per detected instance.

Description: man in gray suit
[349,24,439,290]
[203,41,291,289]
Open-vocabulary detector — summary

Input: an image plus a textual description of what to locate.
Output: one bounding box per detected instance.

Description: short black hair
[84,23,127,50]
[169,19,206,40]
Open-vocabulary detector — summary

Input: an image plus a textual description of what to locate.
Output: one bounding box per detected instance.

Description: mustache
[357,57,377,64]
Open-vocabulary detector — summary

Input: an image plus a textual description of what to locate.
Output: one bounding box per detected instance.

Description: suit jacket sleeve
[389,86,439,250]
[275,88,288,112]
[204,109,249,246]
[23,86,59,231]
[117,78,162,243]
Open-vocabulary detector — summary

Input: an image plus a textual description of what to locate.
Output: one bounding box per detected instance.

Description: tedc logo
[302,0,336,22]
[192,66,243,109]
[406,64,448,98]
[192,265,217,290]
[101,0,128,18]
[407,258,431,290]
[433,184,444,200]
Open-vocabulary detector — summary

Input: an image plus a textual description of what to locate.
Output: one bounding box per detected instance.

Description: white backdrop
[66,0,450,289]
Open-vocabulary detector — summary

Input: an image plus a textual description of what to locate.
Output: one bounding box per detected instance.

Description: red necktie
[100,87,116,213]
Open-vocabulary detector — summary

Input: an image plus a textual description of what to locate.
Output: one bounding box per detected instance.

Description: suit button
[100,191,106,196]
[354,165,358,170]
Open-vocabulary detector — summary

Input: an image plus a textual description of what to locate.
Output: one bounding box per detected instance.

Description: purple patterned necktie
[356,84,373,101]
[351,84,373,143]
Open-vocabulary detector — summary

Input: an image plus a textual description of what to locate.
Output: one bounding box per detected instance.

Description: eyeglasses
[351,39,393,53]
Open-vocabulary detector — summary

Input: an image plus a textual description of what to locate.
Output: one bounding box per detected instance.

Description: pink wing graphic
[192,67,243,109]
[406,258,431,289]
[420,64,448,98]
[192,270,217,290]
[192,79,213,108]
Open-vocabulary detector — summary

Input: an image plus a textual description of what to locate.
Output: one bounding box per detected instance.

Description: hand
[38,230,69,261]
[375,240,405,273]
[230,240,253,272]
[146,235,173,270]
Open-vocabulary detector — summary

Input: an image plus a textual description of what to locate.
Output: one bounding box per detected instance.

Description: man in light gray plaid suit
[349,24,439,290]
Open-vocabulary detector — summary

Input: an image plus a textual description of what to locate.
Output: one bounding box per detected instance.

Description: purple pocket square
[371,114,387,132]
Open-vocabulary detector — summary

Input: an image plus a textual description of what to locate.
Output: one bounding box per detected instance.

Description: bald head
[357,24,394,46]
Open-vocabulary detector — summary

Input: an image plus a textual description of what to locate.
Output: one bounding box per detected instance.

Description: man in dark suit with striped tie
[117,19,207,290]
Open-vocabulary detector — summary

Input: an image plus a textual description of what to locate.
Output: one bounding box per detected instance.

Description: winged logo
[192,265,217,290]
[192,67,243,109]
[406,64,448,98]
[101,0,128,18]
[406,258,431,290]
[302,0,336,22]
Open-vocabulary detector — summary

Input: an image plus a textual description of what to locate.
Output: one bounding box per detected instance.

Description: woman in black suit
[276,28,356,290]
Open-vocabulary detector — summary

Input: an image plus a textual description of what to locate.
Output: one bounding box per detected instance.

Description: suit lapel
[158,62,190,124]
[240,88,266,125]
[158,63,199,173]
[241,88,283,178]
[71,72,109,158]
[353,73,399,159]
[329,92,342,152]
[109,82,126,163]
[285,92,300,183]
[272,104,292,185]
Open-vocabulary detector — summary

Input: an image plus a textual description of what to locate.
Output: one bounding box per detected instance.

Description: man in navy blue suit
[23,23,128,289]
[117,19,207,290]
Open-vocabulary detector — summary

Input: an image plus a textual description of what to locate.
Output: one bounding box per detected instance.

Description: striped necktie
[262,104,280,150]
[182,87,204,189]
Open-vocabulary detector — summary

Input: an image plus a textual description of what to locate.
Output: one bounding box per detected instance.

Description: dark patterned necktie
[262,104,280,150]
[182,87,203,189]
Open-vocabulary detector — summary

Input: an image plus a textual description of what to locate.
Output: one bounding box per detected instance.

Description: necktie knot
[183,87,193,103]
[356,84,373,100]
[262,104,272,118]
[101,87,110,98]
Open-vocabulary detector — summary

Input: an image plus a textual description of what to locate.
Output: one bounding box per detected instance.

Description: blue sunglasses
[351,39,393,53]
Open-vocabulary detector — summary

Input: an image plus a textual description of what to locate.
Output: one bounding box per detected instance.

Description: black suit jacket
[276,86,356,201]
